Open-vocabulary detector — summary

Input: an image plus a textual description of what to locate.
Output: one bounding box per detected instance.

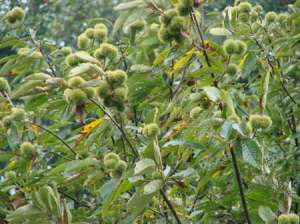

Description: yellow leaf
[212,170,221,178]
[162,121,187,141]
[1,98,10,112]
[20,187,32,193]
[76,117,105,144]
[8,160,17,169]
[31,124,40,135]
[239,53,248,67]
[80,117,105,134]
[172,49,195,74]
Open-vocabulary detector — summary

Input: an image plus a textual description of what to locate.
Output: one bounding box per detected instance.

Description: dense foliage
[0,0,300,223]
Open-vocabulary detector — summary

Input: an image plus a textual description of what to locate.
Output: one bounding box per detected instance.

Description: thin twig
[289,109,300,212]
[190,9,218,89]
[30,121,78,156]
[58,189,91,208]
[250,26,300,210]
[150,0,164,14]
[190,10,212,71]
[230,146,252,224]
[89,98,139,158]
[250,26,297,105]
[189,189,205,215]
[2,91,15,107]
[49,151,73,161]
[173,57,193,97]
[160,189,182,224]
[26,28,56,77]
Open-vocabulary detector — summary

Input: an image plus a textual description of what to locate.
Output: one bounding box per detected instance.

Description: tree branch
[230,146,252,224]
[30,121,78,157]
[89,98,139,158]
[160,189,182,224]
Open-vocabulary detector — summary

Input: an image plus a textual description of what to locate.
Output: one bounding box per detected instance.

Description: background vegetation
[0,0,300,223]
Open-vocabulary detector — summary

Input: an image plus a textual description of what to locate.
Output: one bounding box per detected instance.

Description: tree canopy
[0,0,300,223]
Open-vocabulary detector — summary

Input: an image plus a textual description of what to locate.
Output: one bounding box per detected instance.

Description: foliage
[0,0,120,44]
[0,0,300,223]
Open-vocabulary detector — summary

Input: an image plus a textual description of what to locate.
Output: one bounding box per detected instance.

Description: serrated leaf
[24,73,52,81]
[241,139,262,168]
[261,71,270,111]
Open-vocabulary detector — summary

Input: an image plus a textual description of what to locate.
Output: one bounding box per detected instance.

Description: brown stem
[30,122,78,157]
[160,189,182,224]
[230,146,252,224]
[190,10,211,67]
[89,98,139,158]
[190,9,217,88]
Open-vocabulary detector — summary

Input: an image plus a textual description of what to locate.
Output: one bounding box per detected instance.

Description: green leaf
[6,205,47,223]
[258,206,277,223]
[68,63,104,77]
[46,158,98,178]
[221,90,237,116]
[162,139,205,150]
[65,158,98,173]
[11,80,44,99]
[0,37,25,49]
[203,86,220,102]
[101,179,132,217]
[240,52,257,77]
[209,27,232,36]
[153,139,163,169]
[112,11,132,37]
[154,47,172,66]
[127,191,153,215]
[75,51,99,64]
[241,139,262,168]
[130,64,152,73]
[261,71,270,111]
[143,180,162,195]
[114,0,145,11]
[220,120,233,140]
[68,63,92,77]
[134,159,156,175]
